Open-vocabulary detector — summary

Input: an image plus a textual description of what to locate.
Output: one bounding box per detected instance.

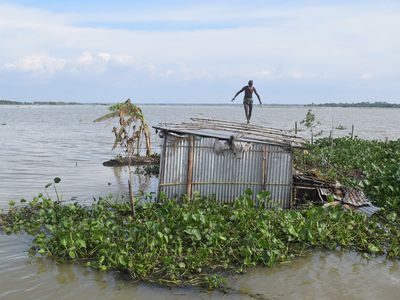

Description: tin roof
[153,118,305,148]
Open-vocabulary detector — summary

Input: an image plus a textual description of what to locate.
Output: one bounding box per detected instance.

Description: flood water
[1,104,400,299]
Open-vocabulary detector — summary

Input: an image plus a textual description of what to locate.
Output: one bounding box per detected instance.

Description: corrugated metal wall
[158,135,189,198]
[264,145,293,209]
[159,133,293,208]
[192,137,265,203]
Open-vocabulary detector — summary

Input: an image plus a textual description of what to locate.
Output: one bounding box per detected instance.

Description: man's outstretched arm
[254,88,262,105]
[231,87,245,102]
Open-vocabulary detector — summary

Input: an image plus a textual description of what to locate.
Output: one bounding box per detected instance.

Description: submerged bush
[1,192,400,288]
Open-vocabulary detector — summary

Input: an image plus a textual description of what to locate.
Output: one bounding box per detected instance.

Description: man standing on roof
[231,80,262,124]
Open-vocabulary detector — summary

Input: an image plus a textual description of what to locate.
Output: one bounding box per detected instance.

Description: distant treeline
[0,100,107,105]
[2,99,399,107]
[306,101,400,108]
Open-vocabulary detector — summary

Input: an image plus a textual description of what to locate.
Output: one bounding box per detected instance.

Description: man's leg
[248,101,253,122]
[243,102,250,123]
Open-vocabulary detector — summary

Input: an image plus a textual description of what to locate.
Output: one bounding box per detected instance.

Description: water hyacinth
[295,137,400,212]
[1,191,399,289]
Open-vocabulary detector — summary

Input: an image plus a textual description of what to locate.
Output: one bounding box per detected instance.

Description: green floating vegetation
[295,137,400,213]
[1,191,400,289]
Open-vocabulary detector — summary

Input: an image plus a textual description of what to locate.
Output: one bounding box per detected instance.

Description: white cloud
[76,52,136,69]
[77,52,94,65]
[1,2,399,78]
[361,73,374,80]
[111,54,135,66]
[0,1,400,101]
[255,70,273,78]
[287,69,304,80]
[98,52,111,62]
[164,69,174,76]
[2,54,66,74]
[1,51,139,75]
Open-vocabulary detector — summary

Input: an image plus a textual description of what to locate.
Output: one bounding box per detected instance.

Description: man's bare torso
[243,85,255,98]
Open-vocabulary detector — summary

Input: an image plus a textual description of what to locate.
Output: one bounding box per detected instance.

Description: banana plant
[94,99,153,217]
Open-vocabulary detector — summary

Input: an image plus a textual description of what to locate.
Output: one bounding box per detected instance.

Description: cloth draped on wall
[213,139,252,159]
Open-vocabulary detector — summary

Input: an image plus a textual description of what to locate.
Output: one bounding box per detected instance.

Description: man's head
[248,80,253,86]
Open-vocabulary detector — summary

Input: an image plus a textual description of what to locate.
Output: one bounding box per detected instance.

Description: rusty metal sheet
[342,188,371,207]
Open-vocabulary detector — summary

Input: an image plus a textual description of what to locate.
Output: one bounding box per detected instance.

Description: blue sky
[0,0,399,103]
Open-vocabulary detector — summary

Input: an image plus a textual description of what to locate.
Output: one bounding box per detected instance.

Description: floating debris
[294,174,380,216]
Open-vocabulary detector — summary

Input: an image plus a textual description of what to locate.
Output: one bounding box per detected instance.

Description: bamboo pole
[290,149,294,209]
[295,121,298,135]
[186,136,195,200]
[262,145,267,190]
[157,132,167,202]
[127,141,135,217]
[311,129,314,145]
[128,177,135,217]
[164,118,303,139]
[351,124,354,139]
[263,145,270,209]
[159,181,289,186]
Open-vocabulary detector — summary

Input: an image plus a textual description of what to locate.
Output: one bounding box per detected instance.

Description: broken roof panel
[294,175,381,216]
[342,188,372,207]
[354,205,381,217]
[153,118,305,148]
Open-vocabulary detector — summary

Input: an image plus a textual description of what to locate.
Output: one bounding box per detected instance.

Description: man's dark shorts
[243,98,253,105]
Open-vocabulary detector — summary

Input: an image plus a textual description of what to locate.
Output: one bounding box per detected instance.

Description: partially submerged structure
[153,118,305,208]
[293,174,381,216]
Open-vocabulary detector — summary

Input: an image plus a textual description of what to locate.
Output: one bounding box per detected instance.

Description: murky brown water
[1,105,400,299]
[228,251,400,299]
[2,234,400,300]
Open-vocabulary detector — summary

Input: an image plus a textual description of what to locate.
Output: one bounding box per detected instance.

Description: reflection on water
[1,105,400,299]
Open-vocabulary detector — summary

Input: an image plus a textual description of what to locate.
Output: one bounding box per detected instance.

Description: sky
[0,0,400,104]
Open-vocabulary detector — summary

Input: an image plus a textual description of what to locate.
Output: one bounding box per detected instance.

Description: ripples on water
[1,105,400,299]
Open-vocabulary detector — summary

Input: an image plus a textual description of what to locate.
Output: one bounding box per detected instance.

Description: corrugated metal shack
[153,118,305,208]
